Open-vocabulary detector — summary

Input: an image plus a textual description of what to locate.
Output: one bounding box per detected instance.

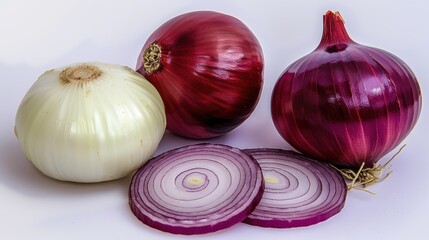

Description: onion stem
[143,43,162,74]
[317,10,353,49]
[60,64,102,86]
[331,145,406,194]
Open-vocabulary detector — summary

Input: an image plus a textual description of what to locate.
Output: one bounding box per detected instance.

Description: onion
[272,11,422,169]
[129,143,264,235]
[243,148,347,228]
[14,62,166,182]
[136,11,264,139]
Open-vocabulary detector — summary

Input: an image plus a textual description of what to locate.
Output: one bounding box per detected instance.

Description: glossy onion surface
[136,11,264,139]
[15,62,166,182]
[129,143,264,235]
[272,11,422,168]
[243,148,346,228]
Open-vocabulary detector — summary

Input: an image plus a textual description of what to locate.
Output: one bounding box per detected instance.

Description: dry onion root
[331,145,406,194]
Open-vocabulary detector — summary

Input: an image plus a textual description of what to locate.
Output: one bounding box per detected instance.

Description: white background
[1,0,427,239]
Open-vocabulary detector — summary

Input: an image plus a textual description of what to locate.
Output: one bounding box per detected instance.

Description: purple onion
[136,11,263,139]
[271,11,422,168]
[243,148,347,228]
[129,143,264,235]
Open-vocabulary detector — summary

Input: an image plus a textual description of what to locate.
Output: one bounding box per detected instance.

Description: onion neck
[143,43,162,74]
[317,11,354,51]
[60,64,102,85]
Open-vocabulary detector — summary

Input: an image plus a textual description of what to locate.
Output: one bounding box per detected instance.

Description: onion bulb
[271,11,422,169]
[15,62,166,183]
[136,11,264,139]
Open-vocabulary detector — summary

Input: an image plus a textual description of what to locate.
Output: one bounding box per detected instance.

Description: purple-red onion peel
[272,11,422,170]
[136,11,263,139]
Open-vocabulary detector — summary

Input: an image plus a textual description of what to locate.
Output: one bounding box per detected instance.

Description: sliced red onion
[129,143,264,235]
[243,148,347,228]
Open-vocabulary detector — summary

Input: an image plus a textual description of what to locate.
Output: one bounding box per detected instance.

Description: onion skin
[15,62,166,182]
[271,11,422,168]
[136,11,264,139]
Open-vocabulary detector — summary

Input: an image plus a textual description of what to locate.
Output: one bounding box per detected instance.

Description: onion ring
[129,143,264,235]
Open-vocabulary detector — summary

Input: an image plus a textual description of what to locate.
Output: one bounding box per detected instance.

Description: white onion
[15,62,166,183]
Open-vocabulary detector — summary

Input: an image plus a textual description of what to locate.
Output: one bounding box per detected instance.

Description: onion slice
[243,148,347,228]
[129,143,264,235]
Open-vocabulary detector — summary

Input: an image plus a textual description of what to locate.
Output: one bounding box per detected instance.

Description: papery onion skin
[129,143,264,235]
[243,148,347,228]
[136,11,264,139]
[271,11,422,168]
[15,62,166,182]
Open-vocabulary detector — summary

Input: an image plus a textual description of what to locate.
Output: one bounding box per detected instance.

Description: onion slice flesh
[129,143,264,235]
[243,148,347,228]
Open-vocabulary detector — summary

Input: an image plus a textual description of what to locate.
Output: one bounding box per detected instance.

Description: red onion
[243,148,347,228]
[129,143,264,235]
[272,11,422,168]
[136,11,263,139]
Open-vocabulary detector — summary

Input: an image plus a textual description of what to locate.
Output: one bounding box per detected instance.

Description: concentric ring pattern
[244,148,347,228]
[129,143,264,235]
